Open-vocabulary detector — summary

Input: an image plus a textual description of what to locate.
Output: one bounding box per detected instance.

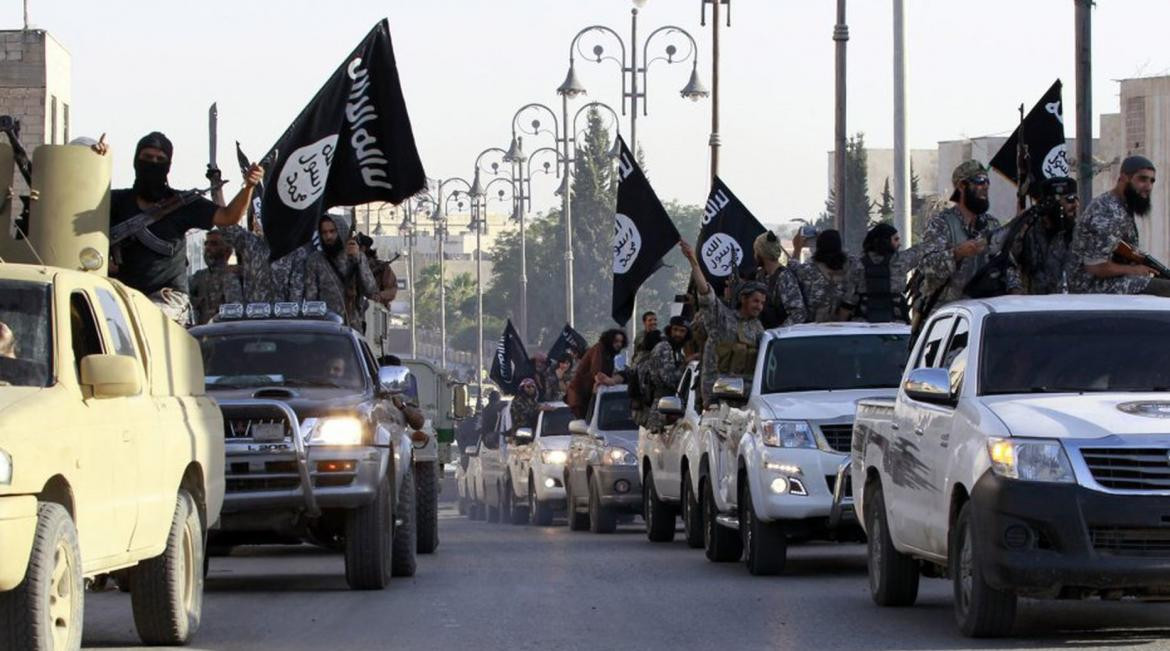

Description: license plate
[251,422,286,442]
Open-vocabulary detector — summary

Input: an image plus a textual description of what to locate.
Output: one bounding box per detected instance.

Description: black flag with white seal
[990,80,1069,189]
[697,177,766,297]
[489,319,535,396]
[260,19,426,259]
[611,136,680,326]
[546,323,588,362]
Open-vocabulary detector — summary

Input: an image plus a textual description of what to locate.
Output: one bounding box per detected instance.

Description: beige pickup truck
[0,143,225,649]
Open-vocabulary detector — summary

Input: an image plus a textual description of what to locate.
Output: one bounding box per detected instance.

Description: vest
[714,320,759,378]
[859,255,909,323]
[759,267,791,329]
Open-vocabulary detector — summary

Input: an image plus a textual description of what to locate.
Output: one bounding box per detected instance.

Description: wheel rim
[49,539,75,650]
[180,514,196,615]
[959,526,974,614]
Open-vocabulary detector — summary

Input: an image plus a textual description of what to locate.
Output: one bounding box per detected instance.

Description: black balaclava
[863,223,898,257]
[133,131,174,202]
[319,216,344,257]
[812,229,847,270]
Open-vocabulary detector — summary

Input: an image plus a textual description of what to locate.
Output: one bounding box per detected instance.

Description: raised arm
[679,240,711,296]
[212,163,264,227]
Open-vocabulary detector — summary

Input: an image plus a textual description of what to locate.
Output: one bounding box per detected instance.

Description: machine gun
[1115,241,1170,280]
[0,115,34,238]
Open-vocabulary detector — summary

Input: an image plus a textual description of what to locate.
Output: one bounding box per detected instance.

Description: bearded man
[1069,156,1167,296]
[914,160,1002,318]
[189,231,242,325]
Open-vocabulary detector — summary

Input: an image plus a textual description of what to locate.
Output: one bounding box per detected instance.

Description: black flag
[547,323,588,362]
[697,177,766,297]
[489,319,535,396]
[990,80,1069,189]
[611,136,680,326]
[260,19,426,259]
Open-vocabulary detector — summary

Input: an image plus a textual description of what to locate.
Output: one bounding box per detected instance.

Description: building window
[1126,96,1146,154]
[50,95,57,144]
[63,103,69,143]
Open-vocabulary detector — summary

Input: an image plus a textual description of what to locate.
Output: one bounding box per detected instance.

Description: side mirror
[903,367,955,405]
[569,419,589,436]
[377,365,411,396]
[463,445,478,457]
[656,396,684,416]
[452,383,470,419]
[80,354,141,398]
[712,376,746,402]
[514,427,534,443]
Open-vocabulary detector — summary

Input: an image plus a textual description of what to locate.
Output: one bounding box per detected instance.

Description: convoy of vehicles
[853,297,1170,637]
[566,385,641,533]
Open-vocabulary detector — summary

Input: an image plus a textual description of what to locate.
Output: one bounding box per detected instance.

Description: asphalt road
[82,487,1170,650]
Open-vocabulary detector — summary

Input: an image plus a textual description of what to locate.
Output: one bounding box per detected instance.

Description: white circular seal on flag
[1042,143,1071,179]
[278,134,340,210]
[612,213,642,274]
[701,233,742,277]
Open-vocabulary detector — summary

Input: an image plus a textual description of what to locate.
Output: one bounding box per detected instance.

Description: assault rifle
[1115,241,1170,280]
[109,182,227,246]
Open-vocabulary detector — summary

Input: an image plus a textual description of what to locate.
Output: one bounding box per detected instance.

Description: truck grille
[1090,526,1170,557]
[224,417,293,441]
[226,460,357,493]
[1081,447,1170,490]
[819,424,854,453]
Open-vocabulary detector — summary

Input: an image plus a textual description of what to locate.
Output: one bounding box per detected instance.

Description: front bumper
[971,472,1170,597]
[753,449,855,524]
[0,495,38,590]
[593,465,642,512]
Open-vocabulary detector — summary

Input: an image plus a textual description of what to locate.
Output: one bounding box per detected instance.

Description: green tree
[414,265,476,335]
[876,177,894,225]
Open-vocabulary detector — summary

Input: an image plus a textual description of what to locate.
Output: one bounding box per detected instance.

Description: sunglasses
[965,176,990,186]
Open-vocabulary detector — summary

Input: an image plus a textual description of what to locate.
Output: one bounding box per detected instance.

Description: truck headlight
[309,417,366,446]
[988,438,1074,483]
[0,449,11,485]
[602,446,637,466]
[761,420,817,449]
[541,449,568,465]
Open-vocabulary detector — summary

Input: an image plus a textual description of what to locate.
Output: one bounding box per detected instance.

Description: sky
[6,0,1170,233]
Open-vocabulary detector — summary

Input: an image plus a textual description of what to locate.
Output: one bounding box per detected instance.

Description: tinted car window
[981,311,1170,395]
[762,334,909,394]
[200,332,365,390]
[0,281,52,387]
[539,408,574,437]
[598,392,636,430]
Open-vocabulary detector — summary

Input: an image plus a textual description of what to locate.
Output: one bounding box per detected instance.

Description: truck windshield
[0,280,52,388]
[761,334,908,394]
[981,311,1170,395]
[199,333,365,390]
[598,392,636,430]
[539,408,574,437]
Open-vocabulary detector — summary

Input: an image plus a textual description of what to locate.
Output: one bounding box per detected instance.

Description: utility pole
[833,0,849,240]
[702,0,729,183]
[892,0,911,244]
[1075,0,1093,208]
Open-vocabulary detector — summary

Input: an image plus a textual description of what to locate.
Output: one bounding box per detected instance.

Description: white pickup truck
[693,322,910,575]
[853,296,1170,637]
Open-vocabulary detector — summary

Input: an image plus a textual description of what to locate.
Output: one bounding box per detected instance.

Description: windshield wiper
[281,378,348,389]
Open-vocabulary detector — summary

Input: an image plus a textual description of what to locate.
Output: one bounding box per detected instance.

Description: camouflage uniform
[219,224,277,304]
[272,245,313,303]
[1068,192,1150,295]
[305,250,378,327]
[750,266,807,326]
[916,206,1001,313]
[639,339,688,430]
[509,393,541,432]
[696,291,765,407]
[544,365,568,402]
[790,259,852,323]
[842,246,924,320]
[1013,223,1074,294]
[189,263,242,325]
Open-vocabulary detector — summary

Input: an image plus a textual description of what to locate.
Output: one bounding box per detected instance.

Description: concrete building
[0,28,71,192]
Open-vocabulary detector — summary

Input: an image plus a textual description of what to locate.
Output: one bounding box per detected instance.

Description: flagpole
[892,0,911,244]
[1074,0,1093,209]
[833,0,849,241]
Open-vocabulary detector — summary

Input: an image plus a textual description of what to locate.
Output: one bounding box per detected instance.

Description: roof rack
[213,301,344,324]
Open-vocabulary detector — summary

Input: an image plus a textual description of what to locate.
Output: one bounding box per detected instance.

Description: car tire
[505,478,528,525]
[566,475,589,531]
[866,484,919,607]
[741,482,786,576]
[130,489,204,645]
[530,477,554,526]
[588,473,617,534]
[644,469,676,543]
[391,466,418,578]
[345,472,394,590]
[951,502,1016,637]
[0,502,84,651]
[682,472,704,549]
[415,461,440,554]
[457,498,468,516]
[702,476,742,563]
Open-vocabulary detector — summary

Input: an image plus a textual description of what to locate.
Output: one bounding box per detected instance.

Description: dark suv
[191,308,419,590]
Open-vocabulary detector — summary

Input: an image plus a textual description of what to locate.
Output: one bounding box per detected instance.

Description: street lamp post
[833,0,849,239]
[469,172,516,405]
[701,0,730,182]
[431,177,472,369]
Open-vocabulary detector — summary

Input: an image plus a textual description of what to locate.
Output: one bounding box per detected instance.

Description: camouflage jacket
[636,340,688,430]
[790,259,851,323]
[304,251,378,327]
[917,206,1001,312]
[219,225,276,304]
[510,394,541,432]
[750,266,807,326]
[697,291,765,407]
[1013,223,1074,295]
[1068,192,1151,295]
[189,263,242,325]
[272,244,313,304]
[842,247,924,312]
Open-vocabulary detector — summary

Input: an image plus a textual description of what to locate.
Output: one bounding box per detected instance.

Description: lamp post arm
[569,24,629,116]
[640,25,700,117]
[512,102,562,148]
